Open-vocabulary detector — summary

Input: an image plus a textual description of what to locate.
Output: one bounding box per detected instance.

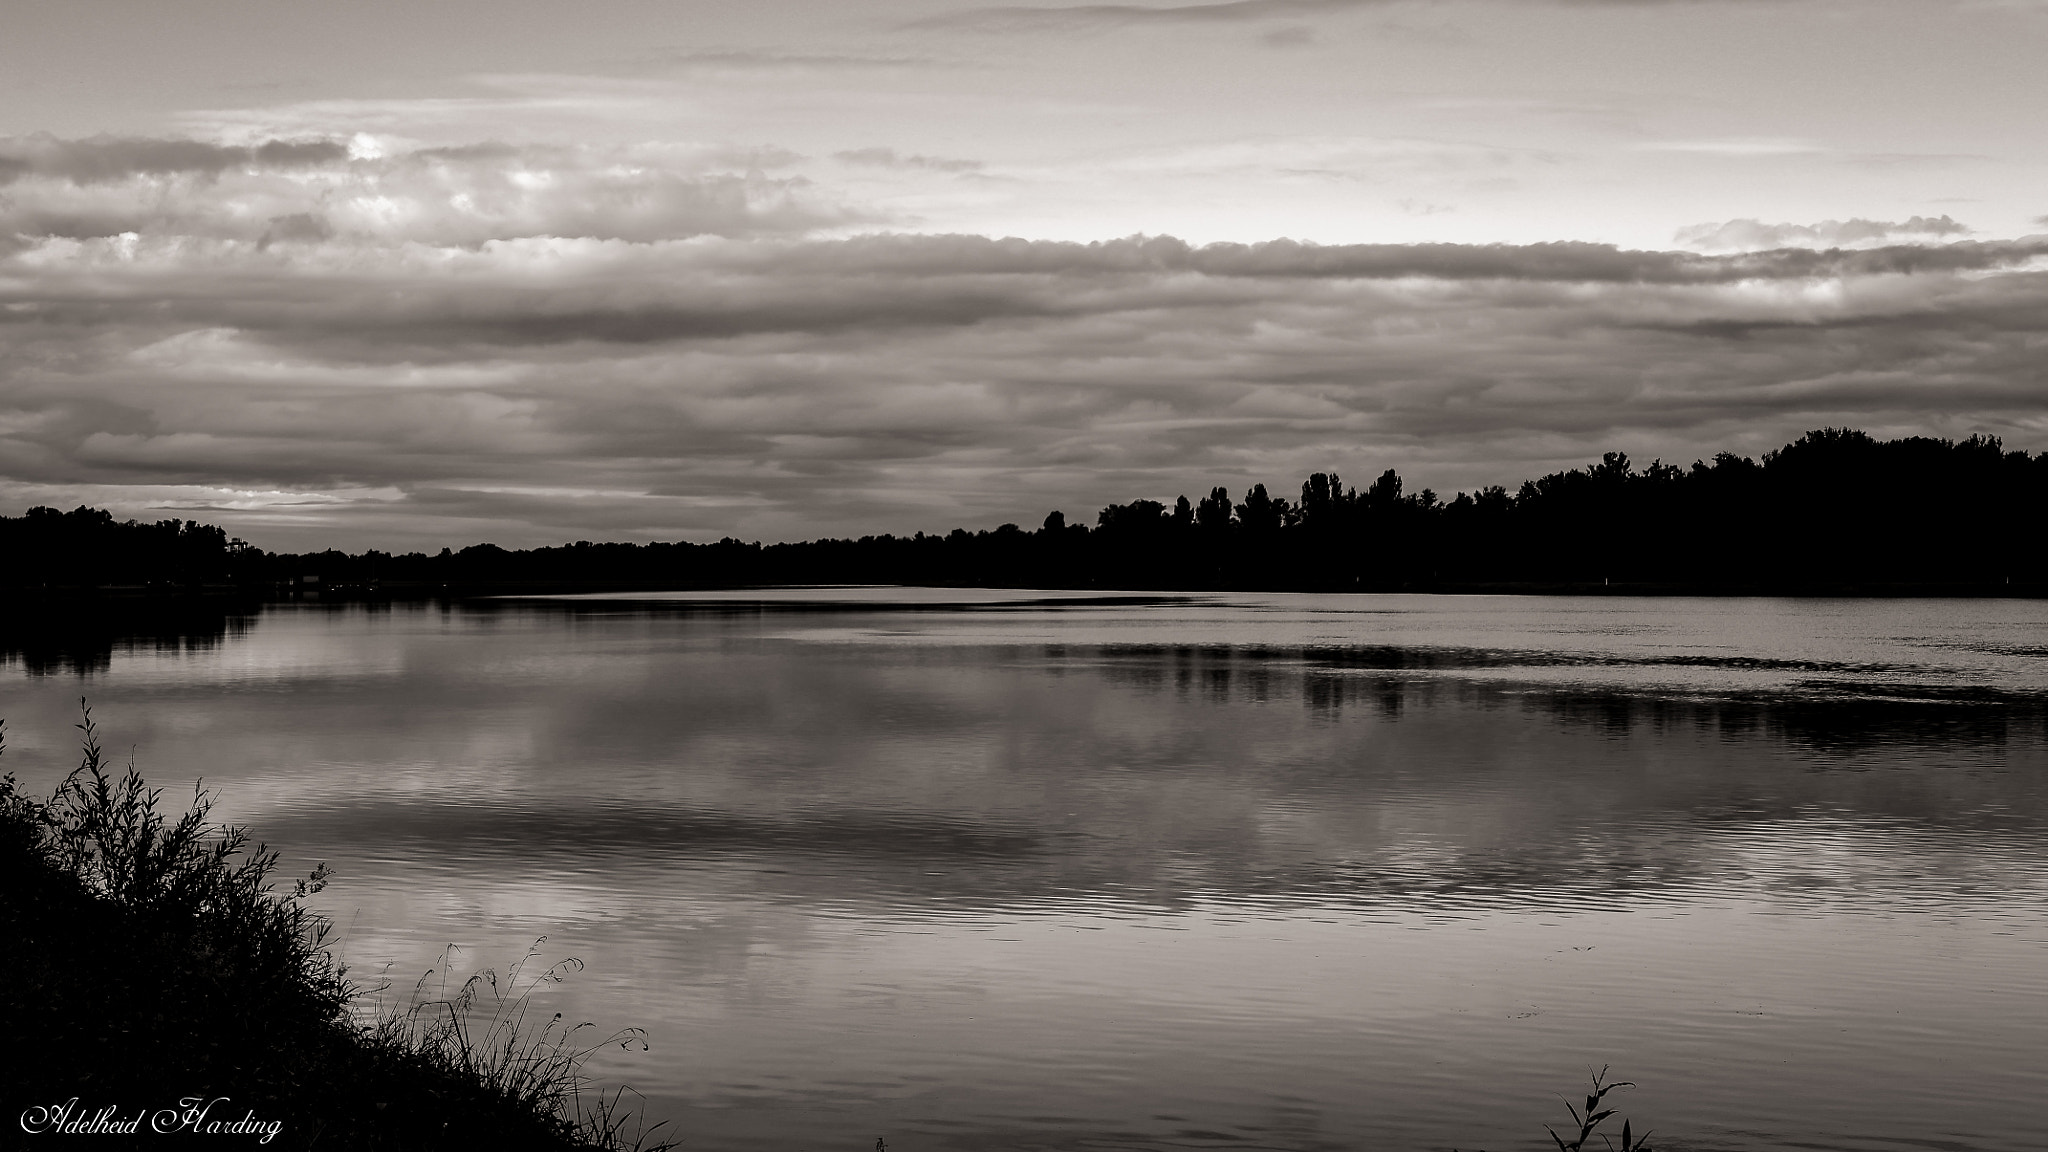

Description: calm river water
[6,591,2048,1151]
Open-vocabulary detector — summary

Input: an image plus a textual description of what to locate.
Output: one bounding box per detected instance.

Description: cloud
[1642,138,1822,157]
[1841,150,1993,170]
[4,134,2048,551]
[907,0,1399,33]
[257,213,335,248]
[1642,140,1993,174]
[1675,215,1974,253]
[834,147,985,173]
[606,50,943,74]
[0,135,862,244]
[0,134,347,186]
[1260,24,1317,45]
[909,0,1727,34]
[1102,134,1541,179]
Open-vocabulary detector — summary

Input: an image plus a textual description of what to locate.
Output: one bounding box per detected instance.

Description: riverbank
[0,712,669,1152]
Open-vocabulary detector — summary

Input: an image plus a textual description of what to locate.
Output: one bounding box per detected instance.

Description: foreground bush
[0,704,670,1151]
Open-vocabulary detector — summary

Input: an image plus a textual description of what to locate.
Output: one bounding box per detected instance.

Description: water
[5,591,2047,1151]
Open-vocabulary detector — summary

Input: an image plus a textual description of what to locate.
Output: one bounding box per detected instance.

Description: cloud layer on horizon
[3,134,2046,552]
[0,133,852,248]
[1675,215,1974,253]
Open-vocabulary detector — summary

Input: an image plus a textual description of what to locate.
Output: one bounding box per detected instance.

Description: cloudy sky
[3,0,2045,550]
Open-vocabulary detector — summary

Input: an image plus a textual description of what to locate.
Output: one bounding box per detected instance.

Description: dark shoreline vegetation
[0,706,675,1152]
[5,428,2048,598]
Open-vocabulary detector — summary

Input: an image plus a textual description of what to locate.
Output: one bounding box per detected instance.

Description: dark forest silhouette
[6,428,2046,594]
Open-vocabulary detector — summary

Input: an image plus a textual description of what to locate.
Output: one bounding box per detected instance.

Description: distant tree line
[0,506,252,589]
[6,429,2047,594]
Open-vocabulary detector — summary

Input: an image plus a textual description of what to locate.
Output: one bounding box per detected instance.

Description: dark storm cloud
[257,213,335,248]
[0,134,347,185]
[3,134,2047,549]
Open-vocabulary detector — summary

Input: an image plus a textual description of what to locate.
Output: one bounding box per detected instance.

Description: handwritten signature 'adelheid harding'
[20,1097,282,1144]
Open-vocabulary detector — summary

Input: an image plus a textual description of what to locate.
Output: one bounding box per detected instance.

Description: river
[5,590,2046,1151]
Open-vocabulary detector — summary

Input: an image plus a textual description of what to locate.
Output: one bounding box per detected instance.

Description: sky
[2,0,2045,551]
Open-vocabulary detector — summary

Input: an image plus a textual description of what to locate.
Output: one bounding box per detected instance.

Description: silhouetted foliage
[0,504,256,588]
[8,428,2048,594]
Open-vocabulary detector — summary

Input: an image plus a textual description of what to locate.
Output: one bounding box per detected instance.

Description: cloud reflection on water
[174,600,2048,924]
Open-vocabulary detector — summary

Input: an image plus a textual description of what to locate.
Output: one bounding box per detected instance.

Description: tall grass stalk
[364,941,671,1152]
[1546,1067,1654,1152]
